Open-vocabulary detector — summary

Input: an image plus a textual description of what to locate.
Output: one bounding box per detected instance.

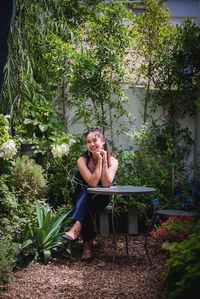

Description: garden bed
[0,235,166,299]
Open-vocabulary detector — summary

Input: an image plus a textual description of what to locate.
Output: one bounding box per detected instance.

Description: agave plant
[22,200,72,265]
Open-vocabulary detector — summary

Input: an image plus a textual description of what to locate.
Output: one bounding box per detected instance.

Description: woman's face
[85,132,105,154]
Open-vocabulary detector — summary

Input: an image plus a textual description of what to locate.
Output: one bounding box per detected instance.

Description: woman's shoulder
[110,154,118,161]
[77,155,87,165]
[110,155,118,165]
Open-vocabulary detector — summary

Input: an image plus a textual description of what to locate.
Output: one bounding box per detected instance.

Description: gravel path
[0,235,166,299]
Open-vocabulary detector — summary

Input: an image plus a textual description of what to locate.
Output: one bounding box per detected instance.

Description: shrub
[11,155,47,202]
[149,216,198,246]
[47,137,83,209]
[162,234,200,299]
[0,174,25,241]
[116,121,192,216]
[0,235,19,285]
[47,157,73,209]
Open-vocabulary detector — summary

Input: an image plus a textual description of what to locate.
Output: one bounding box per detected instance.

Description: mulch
[0,234,167,299]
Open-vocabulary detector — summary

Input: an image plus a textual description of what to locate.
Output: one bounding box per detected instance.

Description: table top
[157,209,198,216]
[87,185,156,195]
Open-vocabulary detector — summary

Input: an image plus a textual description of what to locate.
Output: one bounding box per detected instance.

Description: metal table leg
[112,195,117,267]
[144,198,156,265]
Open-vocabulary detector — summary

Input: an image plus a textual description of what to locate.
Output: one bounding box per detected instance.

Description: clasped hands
[93,149,107,164]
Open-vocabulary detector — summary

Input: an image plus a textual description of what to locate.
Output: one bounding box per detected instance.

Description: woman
[63,127,118,263]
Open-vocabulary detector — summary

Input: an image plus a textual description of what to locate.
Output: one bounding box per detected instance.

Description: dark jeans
[72,187,111,242]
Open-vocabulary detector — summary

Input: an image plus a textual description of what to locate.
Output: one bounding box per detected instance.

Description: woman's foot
[63,221,81,241]
[81,241,93,263]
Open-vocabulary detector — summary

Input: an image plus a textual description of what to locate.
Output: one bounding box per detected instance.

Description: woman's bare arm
[77,155,102,187]
[101,152,118,187]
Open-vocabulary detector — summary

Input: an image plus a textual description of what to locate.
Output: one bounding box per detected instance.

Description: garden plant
[162,233,200,299]
[0,0,200,297]
[22,200,72,265]
[149,216,199,247]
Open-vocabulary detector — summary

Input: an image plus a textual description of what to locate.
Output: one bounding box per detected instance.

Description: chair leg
[112,235,117,268]
[125,234,129,256]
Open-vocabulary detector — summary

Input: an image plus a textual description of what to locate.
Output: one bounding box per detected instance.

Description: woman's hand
[99,150,107,164]
[101,155,118,187]
[93,151,103,162]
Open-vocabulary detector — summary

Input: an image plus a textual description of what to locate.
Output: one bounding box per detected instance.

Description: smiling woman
[63,127,118,263]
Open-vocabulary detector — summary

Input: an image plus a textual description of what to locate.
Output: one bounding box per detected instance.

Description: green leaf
[37,228,47,246]
[43,239,63,250]
[22,239,34,249]
[43,249,51,265]
[43,231,66,247]
[35,200,43,228]
[39,124,49,132]
[17,253,36,270]
[24,205,35,232]
[23,225,32,242]
[42,210,51,231]
[44,212,68,243]
[65,248,71,255]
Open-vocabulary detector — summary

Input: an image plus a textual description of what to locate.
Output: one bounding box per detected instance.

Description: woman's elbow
[88,180,98,188]
[90,183,98,188]
[102,180,112,187]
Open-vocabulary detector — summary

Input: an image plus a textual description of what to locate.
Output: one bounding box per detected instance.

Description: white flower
[4,125,10,133]
[69,138,76,145]
[51,143,70,158]
[0,139,17,160]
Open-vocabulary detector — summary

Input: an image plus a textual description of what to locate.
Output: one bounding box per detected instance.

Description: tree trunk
[143,82,150,124]
[109,104,114,152]
[62,84,69,133]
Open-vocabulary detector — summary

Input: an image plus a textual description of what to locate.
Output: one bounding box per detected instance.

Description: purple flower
[175,193,182,198]
[181,203,187,210]
[187,197,193,203]
[142,125,148,130]
[122,152,128,156]
[153,199,159,205]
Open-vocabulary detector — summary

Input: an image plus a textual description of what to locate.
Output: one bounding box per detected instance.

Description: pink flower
[161,231,167,235]
[163,220,169,224]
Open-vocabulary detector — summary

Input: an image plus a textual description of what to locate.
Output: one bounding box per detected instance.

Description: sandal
[63,227,80,241]
[81,242,93,264]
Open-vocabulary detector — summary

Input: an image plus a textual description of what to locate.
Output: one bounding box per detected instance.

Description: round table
[157,209,198,217]
[87,185,156,265]
[87,185,156,196]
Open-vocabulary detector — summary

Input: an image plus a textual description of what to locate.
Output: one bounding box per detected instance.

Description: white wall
[166,0,198,25]
[166,0,198,18]
[70,87,195,168]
